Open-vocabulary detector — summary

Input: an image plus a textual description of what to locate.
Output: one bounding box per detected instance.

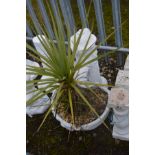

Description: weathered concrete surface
[108,87,129,108]
[124,55,129,70]
[115,70,129,89]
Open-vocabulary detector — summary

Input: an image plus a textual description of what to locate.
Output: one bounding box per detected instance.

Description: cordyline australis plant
[26,1,123,131]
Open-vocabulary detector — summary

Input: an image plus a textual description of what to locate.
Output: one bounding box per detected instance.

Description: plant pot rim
[51,87,110,131]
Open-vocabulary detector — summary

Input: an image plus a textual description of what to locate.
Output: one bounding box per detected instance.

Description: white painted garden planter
[51,28,110,131]
[51,87,110,131]
[31,28,110,130]
[52,106,110,131]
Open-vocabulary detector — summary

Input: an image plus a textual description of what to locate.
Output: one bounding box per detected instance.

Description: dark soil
[57,87,108,127]
[27,113,128,155]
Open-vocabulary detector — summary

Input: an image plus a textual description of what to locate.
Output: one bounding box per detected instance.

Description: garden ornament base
[26,60,50,117]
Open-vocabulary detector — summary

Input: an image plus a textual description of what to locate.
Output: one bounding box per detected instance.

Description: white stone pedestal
[108,55,129,141]
[112,107,129,141]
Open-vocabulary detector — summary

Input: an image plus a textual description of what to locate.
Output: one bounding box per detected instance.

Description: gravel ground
[99,54,125,86]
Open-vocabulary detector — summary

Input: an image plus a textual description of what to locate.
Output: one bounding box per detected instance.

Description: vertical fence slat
[66,0,75,28]
[26,0,42,34]
[59,0,75,34]
[111,0,124,66]
[93,0,106,44]
[77,0,88,27]
[58,0,68,24]
[49,0,66,39]
[49,0,60,24]
[93,0,108,62]
[26,22,33,37]
[37,0,54,39]
[26,0,127,65]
